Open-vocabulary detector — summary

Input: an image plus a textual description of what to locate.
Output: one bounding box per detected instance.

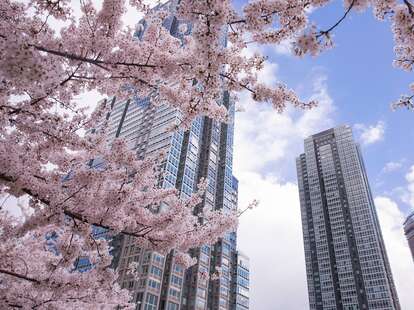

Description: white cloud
[390,165,414,210]
[354,121,385,146]
[272,38,294,56]
[1,194,27,218]
[234,70,335,179]
[375,196,414,309]
[404,165,414,209]
[73,89,105,116]
[240,43,279,88]
[234,68,335,308]
[237,173,308,309]
[240,43,263,58]
[382,160,404,174]
[256,61,279,87]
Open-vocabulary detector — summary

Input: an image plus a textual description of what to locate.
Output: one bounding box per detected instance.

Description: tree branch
[0,268,40,284]
[29,45,160,71]
[317,0,355,38]
[229,2,311,25]
[63,210,162,243]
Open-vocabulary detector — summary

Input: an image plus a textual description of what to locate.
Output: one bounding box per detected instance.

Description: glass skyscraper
[106,86,248,310]
[105,1,249,309]
[403,212,414,262]
[296,125,400,310]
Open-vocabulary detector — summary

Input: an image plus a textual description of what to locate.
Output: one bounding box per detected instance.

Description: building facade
[107,88,247,310]
[230,251,250,310]
[403,212,414,262]
[105,2,249,309]
[296,125,400,310]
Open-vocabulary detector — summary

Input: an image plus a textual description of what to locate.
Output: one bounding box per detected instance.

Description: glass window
[171,275,183,287]
[210,152,217,163]
[173,264,184,274]
[201,245,210,254]
[199,253,209,265]
[196,297,205,309]
[220,286,228,297]
[237,286,249,297]
[148,278,161,291]
[144,293,158,310]
[167,302,179,310]
[221,277,229,287]
[150,266,163,277]
[197,287,206,299]
[236,294,249,307]
[169,288,181,299]
[222,246,230,257]
[199,265,208,274]
[237,277,249,288]
[153,253,165,265]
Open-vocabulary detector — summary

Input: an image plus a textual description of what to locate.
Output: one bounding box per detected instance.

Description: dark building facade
[403,212,414,262]
[296,125,400,310]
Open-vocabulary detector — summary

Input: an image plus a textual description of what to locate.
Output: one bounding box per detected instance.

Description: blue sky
[269,1,414,197]
[233,2,414,309]
[276,2,414,202]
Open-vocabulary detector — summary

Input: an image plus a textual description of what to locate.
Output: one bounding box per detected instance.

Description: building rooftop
[404,211,414,226]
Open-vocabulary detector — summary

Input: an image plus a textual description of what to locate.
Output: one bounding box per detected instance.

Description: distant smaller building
[403,212,414,262]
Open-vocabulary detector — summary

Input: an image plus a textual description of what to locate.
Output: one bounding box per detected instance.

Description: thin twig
[317,0,355,38]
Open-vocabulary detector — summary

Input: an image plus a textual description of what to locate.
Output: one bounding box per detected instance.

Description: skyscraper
[230,251,250,310]
[403,212,414,262]
[105,1,249,309]
[107,85,246,310]
[296,125,400,310]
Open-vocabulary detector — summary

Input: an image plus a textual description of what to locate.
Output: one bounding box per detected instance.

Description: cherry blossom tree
[1,0,414,308]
